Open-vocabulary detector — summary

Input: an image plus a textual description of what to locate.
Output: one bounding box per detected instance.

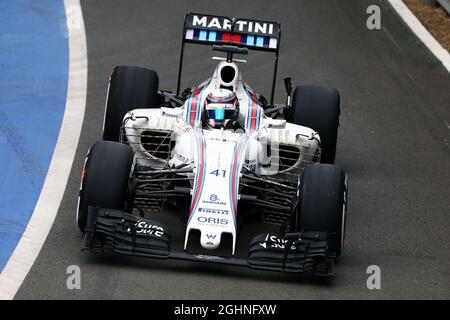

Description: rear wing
[177,13,281,103]
[184,13,280,52]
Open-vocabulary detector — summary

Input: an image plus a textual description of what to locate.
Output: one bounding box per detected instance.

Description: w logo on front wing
[206,234,217,240]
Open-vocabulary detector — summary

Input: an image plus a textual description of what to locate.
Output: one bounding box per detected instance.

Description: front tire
[77,141,135,232]
[287,85,340,163]
[294,164,347,257]
[103,66,160,141]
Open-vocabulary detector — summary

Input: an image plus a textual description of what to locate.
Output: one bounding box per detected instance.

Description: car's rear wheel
[293,164,347,257]
[77,141,135,232]
[103,66,161,141]
[287,85,340,163]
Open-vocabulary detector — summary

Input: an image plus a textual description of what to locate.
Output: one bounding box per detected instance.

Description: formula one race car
[77,13,348,276]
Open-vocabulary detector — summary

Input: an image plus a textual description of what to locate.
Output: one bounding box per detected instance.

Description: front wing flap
[83,207,171,257]
[248,232,330,275]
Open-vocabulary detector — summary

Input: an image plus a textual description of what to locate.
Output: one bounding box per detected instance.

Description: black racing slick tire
[294,164,347,257]
[288,85,340,163]
[77,141,135,232]
[103,66,160,141]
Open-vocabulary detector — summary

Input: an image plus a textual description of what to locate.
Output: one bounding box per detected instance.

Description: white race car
[77,13,348,276]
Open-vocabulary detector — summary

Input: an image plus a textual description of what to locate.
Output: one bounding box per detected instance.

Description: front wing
[83,207,333,276]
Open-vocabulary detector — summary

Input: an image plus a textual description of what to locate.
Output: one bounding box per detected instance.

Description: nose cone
[200,232,221,250]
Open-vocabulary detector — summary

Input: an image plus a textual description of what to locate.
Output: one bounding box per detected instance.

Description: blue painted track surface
[0,0,68,271]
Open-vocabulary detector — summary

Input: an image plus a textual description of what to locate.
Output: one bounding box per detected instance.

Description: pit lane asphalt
[16,0,450,299]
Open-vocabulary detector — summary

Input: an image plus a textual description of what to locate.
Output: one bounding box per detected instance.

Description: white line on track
[0,0,87,300]
[386,0,450,72]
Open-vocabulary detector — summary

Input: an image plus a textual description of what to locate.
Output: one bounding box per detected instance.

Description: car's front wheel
[77,141,135,232]
[293,163,347,258]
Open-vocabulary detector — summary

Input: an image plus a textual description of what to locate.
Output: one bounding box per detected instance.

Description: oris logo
[197,216,228,225]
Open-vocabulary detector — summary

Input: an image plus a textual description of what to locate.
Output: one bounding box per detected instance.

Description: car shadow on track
[80,248,336,288]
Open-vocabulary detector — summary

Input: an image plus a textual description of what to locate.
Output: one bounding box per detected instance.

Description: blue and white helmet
[203,89,239,129]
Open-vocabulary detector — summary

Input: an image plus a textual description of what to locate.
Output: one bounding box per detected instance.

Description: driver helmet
[203,89,239,129]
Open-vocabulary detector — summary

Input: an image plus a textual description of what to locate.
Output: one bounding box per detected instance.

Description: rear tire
[103,66,160,141]
[287,85,340,163]
[77,141,135,232]
[294,164,347,257]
